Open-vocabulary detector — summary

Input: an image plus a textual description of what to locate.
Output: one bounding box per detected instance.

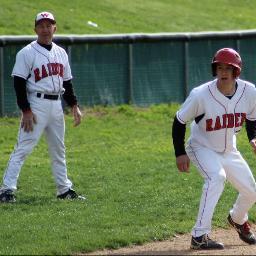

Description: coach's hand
[176,154,190,172]
[72,105,82,127]
[250,138,256,154]
[21,109,37,133]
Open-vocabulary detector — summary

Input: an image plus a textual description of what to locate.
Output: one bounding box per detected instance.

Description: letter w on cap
[41,13,49,17]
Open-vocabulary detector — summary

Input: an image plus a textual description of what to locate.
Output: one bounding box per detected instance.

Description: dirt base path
[86,224,256,255]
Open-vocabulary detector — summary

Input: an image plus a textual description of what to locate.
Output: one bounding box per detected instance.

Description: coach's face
[35,20,56,45]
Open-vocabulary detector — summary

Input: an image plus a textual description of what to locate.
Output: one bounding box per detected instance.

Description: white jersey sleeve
[244,81,256,121]
[176,87,203,124]
[57,46,72,81]
[12,47,33,79]
[63,56,72,81]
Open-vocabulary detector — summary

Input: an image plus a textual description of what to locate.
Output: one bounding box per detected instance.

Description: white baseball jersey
[177,78,256,152]
[176,78,256,238]
[12,40,72,94]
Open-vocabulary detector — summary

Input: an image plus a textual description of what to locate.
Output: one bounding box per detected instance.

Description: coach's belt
[36,93,60,100]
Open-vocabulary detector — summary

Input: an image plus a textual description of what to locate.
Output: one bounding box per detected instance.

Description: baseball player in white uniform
[172,48,256,249]
[0,11,85,202]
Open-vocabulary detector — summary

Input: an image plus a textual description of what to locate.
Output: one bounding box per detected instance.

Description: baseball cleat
[0,189,16,203]
[190,234,224,250]
[227,214,256,244]
[57,189,86,200]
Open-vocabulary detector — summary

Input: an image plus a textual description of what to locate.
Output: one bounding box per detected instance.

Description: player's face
[35,20,56,45]
[216,63,235,84]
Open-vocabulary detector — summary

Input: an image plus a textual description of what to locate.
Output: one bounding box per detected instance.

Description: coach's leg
[186,146,226,237]
[44,101,72,195]
[1,111,46,191]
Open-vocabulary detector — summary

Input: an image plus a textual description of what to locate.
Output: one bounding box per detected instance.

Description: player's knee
[238,180,256,202]
[204,173,226,193]
[246,183,256,201]
[211,172,226,184]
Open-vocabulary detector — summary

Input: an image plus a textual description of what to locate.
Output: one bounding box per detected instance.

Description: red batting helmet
[211,48,242,78]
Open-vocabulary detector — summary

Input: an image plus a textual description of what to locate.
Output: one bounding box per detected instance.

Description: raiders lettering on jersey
[34,63,64,82]
[206,113,246,131]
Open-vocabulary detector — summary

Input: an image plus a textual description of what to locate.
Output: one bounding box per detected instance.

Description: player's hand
[21,110,37,133]
[250,138,256,154]
[72,105,82,127]
[176,154,190,173]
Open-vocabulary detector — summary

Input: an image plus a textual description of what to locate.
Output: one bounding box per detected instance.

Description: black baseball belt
[36,93,60,100]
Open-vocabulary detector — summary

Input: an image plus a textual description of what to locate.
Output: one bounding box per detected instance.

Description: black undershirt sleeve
[62,80,78,107]
[172,116,186,157]
[245,119,256,141]
[13,76,31,112]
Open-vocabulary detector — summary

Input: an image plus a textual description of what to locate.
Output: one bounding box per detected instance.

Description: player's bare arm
[176,154,190,172]
[72,105,82,127]
[250,138,256,154]
[21,110,37,132]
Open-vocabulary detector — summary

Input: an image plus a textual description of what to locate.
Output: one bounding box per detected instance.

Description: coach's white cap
[35,11,56,26]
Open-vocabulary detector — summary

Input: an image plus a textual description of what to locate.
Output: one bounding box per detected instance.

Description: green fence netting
[132,41,185,106]
[71,43,129,106]
[1,32,256,116]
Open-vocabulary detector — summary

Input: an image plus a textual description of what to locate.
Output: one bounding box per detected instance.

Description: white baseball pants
[186,145,256,238]
[1,94,73,195]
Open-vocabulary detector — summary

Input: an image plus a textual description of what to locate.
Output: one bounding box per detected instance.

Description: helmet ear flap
[233,68,240,78]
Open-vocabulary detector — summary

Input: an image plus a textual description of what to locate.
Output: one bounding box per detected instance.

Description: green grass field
[1,0,256,35]
[0,105,256,254]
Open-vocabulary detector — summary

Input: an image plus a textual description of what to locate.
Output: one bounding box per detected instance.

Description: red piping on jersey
[176,112,186,124]
[233,84,246,132]
[208,84,228,152]
[31,43,60,93]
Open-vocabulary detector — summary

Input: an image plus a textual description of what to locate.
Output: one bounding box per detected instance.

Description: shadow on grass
[0,196,87,207]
